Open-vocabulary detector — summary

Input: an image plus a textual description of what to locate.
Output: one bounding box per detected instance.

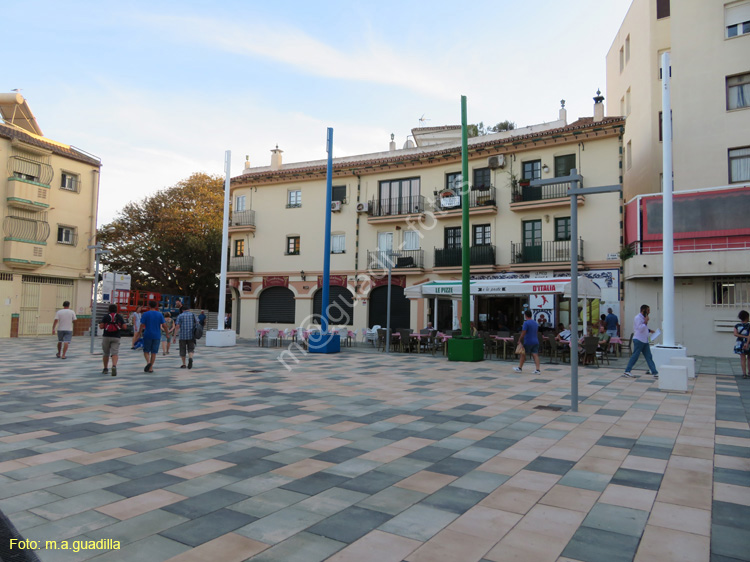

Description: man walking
[605,307,620,338]
[514,310,541,374]
[138,300,165,373]
[176,305,198,369]
[52,301,77,359]
[99,304,125,376]
[623,304,659,378]
[198,310,207,328]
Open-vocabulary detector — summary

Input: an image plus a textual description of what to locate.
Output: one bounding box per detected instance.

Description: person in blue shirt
[605,308,620,337]
[138,300,165,373]
[514,310,541,374]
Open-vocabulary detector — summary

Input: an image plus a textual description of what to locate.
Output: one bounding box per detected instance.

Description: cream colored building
[607,0,750,355]
[227,99,625,340]
[0,93,101,337]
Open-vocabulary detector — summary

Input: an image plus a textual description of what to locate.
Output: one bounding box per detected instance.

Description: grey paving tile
[0,490,64,514]
[23,510,119,542]
[306,505,391,543]
[247,531,344,562]
[162,488,248,518]
[559,469,612,492]
[356,486,427,515]
[322,458,382,478]
[420,485,487,514]
[610,468,663,491]
[629,444,672,460]
[104,474,186,498]
[581,503,649,537]
[713,500,750,531]
[86,509,190,545]
[364,457,431,478]
[524,456,576,476]
[596,436,637,449]
[451,470,510,493]
[294,487,368,517]
[159,508,257,547]
[714,467,750,487]
[280,472,350,496]
[337,470,403,495]
[562,526,640,562]
[378,504,459,541]
[230,488,309,518]
[86,533,191,562]
[712,523,750,561]
[235,506,327,544]
[46,474,129,499]
[162,473,240,497]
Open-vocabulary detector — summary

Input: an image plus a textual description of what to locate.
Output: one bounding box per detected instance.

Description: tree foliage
[468,120,516,137]
[97,173,225,308]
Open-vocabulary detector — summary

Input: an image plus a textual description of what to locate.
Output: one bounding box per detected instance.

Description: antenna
[418,114,430,127]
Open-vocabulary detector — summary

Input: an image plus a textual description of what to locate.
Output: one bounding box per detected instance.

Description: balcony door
[522,220,542,262]
[445,227,461,249]
[377,232,393,268]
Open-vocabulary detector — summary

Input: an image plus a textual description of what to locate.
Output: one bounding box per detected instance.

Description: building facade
[0,93,102,337]
[607,0,750,355]
[227,101,625,341]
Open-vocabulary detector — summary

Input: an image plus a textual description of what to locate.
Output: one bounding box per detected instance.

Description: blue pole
[321,127,334,334]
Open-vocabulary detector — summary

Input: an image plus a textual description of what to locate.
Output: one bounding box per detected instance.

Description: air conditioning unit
[331,201,342,212]
[356,202,369,213]
[488,154,506,170]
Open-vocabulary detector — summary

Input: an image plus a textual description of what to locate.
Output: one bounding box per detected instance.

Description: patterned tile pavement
[0,336,748,562]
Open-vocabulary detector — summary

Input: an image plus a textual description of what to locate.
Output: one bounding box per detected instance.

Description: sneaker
[652,373,659,378]
[188,358,193,370]
[102,368,108,374]
[623,372,634,378]
[533,370,541,374]
[513,367,522,372]
[180,364,187,369]
[111,366,117,377]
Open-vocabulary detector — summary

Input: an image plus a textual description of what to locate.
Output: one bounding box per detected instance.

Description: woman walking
[161,312,175,355]
[734,310,750,378]
[130,306,143,349]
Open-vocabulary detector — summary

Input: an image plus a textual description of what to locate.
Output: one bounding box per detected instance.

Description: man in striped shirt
[175,305,198,370]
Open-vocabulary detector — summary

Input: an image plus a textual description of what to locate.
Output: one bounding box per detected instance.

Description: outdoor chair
[581,336,600,367]
[398,329,417,353]
[621,333,633,356]
[596,335,611,365]
[482,333,498,359]
[337,327,350,347]
[547,337,561,364]
[262,327,280,348]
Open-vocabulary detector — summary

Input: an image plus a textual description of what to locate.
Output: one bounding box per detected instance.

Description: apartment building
[0,93,101,337]
[227,99,625,340]
[607,0,750,355]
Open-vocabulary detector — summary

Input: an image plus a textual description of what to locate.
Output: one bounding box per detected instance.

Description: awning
[405,277,602,300]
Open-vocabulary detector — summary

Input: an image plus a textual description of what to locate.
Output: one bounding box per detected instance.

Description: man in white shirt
[623,304,658,378]
[52,301,77,359]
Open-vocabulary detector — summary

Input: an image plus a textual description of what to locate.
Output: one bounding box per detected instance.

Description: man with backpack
[99,304,126,376]
[175,304,201,369]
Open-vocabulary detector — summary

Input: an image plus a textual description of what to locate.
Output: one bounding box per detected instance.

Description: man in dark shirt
[198,310,207,327]
[99,304,125,376]
[605,308,620,337]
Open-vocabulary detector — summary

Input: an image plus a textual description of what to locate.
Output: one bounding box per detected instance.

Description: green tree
[468,120,516,137]
[97,172,225,309]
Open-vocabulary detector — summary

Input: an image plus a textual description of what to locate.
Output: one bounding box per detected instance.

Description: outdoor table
[257,328,270,345]
[609,336,623,357]
[492,336,515,360]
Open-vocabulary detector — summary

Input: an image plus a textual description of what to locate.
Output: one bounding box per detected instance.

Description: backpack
[104,313,120,333]
[193,314,204,339]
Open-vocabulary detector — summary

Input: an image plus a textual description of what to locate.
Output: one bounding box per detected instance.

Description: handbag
[515,342,526,355]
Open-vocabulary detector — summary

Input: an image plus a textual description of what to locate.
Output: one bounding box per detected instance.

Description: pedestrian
[161,312,175,356]
[514,310,541,374]
[99,304,125,376]
[176,304,199,369]
[605,307,620,338]
[224,312,232,329]
[130,306,143,349]
[623,304,659,378]
[198,310,207,327]
[733,310,750,379]
[52,300,77,359]
[138,300,165,373]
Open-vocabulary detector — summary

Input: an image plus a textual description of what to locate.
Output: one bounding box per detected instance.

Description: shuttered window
[258,287,295,323]
[313,286,354,325]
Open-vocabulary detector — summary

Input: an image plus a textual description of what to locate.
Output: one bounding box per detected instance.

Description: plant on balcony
[618,244,636,261]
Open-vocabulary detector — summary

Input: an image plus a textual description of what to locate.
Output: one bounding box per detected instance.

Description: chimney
[593,89,605,122]
[270,145,283,170]
[389,133,396,152]
[559,100,567,125]
[243,155,251,172]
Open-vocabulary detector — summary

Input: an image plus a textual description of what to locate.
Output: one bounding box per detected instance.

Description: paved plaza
[0,337,748,562]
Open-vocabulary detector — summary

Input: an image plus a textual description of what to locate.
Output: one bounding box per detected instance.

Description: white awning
[405,277,601,299]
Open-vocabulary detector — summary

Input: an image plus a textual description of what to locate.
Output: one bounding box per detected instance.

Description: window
[709,277,750,307]
[625,35,630,63]
[727,73,750,110]
[234,239,244,257]
[619,47,624,73]
[445,227,461,249]
[554,154,576,177]
[446,172,463,192]
[60,172,79,192]
[473,167,491,189]
[378,177,421,215]
[235,195,246,212]
[403,230,420,250]
[626,141,633,170]
[522,160,541,180]
[287,190,301,207]
[473,224,491,246]
[656,0,670,19]
[729,147,750,182]
[331,234,345,254]
[57,226,76,246]
[625,88,631,115]
[726,1,750,37]
[555,217,571,241]
[286,236,300,255]
[332,185,346,203]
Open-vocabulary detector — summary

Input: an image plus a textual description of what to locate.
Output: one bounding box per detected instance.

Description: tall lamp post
[87,243,110,354]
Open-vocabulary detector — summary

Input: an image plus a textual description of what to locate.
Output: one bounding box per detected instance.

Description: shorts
[57,330,73,343]
[524,343,539,355]
[142,338,160,354]
[102,337,121,357]
[161,333,170,342]
[179,339,196,357]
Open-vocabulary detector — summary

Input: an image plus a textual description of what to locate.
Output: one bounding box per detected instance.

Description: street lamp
[87,226,115,354]
[385,250,401,354]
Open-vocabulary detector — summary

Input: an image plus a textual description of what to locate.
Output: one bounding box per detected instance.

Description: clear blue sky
[5,0,632,223]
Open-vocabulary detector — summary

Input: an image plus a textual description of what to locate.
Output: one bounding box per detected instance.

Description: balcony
[229,209,256,233]
[510,180,584,211]
[3,238,46,269]
[6,176,51,211]
[431,186,498,219]
[367,195,425,224]
[434,244,496,268]
[366,249,424,272]
[510,239,585,265]
[228,256,254,273]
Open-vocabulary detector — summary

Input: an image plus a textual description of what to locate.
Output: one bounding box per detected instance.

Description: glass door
[522,220,542,263]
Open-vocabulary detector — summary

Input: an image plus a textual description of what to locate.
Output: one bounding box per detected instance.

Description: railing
[228,256,254,272]
[366,249,424,270]
[8,154,54,186]
[512,180,572,203]
[2,209,50,243]
[434,245,496,268]
[431,186,497,212]
[369,195,425,217]
[230,209,256,227]
[633,238,750,254]
[510,238,584,264]
[57,232,78,247]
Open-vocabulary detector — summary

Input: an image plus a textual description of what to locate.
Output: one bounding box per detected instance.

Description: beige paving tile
[271,459,334,478]
[164,532,269,562]
[129,422,178,433]
[170,422,219,433]
[620,455,668,474]
[0,460,28,473]
[714,482,750,506]
[716,435,750,447]
[584,445,629,461]
[328,530,421,562]
[405,529,495,562]
[540,485,600,513]
[478,456,528,476]
[484,528,568,562]
[301,437,353,452]
[541,445,588,462]
[324,421,366,432]
[359,446,411,463]
[0,430,57,443]
[714,454,750,471]
[573,456,622,475]
[391,437,436,451]
[453,428,495,441]
[503,470,560,492]
[18,448,87,466]
[394,471,457,494]
[599,484,657,511]
[672,443,714,460]
[68,448,137,465]
[167,438,226,452]
[254,428,301,441]
[648,502,710,536]
[634,525,710,562]
[384,415,423,424]
[96,490,186,520]
[667,455,713,474]
[165,460,236,479]
[447,505,522,540]
[479,486,546,515]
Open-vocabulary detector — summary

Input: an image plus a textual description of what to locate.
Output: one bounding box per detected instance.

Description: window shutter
[258,287,296,323]
[726,2,750,27]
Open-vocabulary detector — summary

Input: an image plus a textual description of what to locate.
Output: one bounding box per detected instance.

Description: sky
[5,0,632,225]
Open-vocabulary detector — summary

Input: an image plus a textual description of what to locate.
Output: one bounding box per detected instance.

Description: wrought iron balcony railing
[512,180,572,203]
[230,209,256,227]
[369,195,425,217]
[432,186,497,212]
[228,256,254,272]
[510,238,584,264]
[366,249,424,270]
[434,245,496,268]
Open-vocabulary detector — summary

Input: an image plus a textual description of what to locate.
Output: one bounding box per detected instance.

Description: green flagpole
[461,96,470,338]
